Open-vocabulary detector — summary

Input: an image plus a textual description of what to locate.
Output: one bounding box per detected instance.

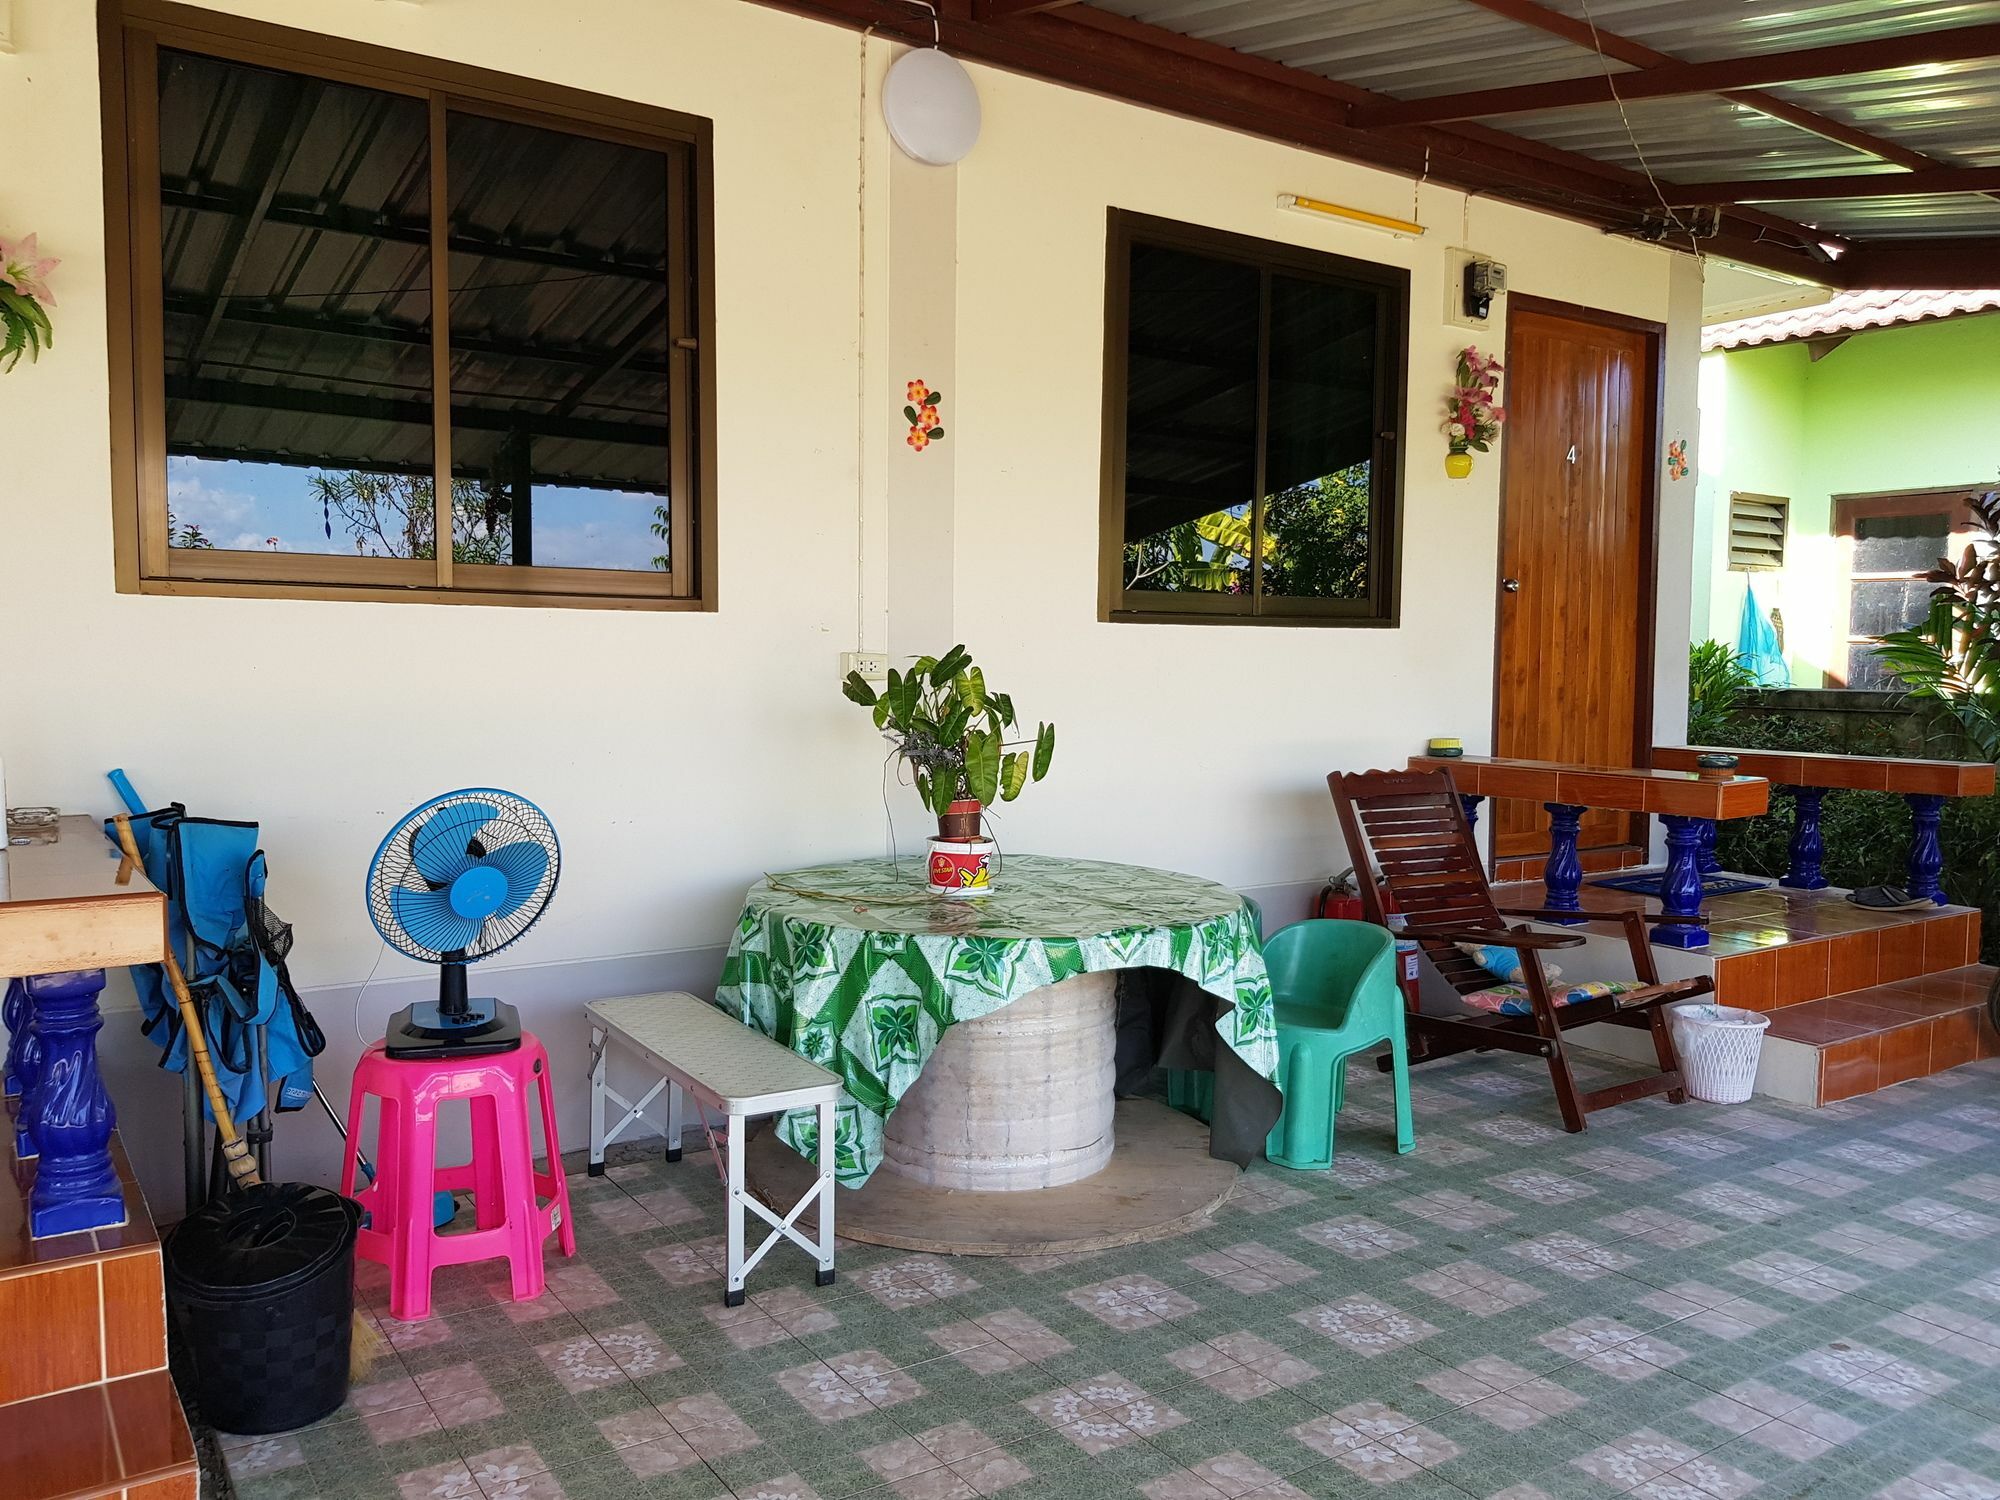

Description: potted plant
[1443,345,1505,479]
[842,645,1054,892]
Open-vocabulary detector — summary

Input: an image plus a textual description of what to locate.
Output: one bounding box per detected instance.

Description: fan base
[384,998,524,1059]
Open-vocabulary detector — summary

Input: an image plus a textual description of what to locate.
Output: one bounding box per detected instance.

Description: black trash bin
[165,1182,361,1434]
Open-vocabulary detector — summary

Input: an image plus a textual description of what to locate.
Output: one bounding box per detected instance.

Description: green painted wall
[1696,311,2000,688]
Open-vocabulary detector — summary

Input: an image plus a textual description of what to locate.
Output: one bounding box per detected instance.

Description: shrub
[1687,640,1756,747]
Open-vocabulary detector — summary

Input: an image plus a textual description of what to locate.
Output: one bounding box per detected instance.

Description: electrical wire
[1577,0,1703,262]
[895,0,941,46]
[348,938,391,1048]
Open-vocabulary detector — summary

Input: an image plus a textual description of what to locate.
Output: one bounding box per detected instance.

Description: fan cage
[367,789,560,964]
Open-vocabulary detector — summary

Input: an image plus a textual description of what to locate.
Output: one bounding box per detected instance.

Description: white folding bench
[586,991,841,1306]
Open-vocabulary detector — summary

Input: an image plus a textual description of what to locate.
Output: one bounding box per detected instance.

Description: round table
[713,854,1278,1253]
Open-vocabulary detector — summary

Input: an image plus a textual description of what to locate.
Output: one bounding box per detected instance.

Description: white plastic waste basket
[1668,1003,1770,1104]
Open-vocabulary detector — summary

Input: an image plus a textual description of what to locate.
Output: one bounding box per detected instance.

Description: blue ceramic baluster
[3,977,28,1096]
[26,970,124,1237]
[1779,787,1828,890]
[13,981,44,1160]
[1784,788,1832,892]
[1459,794,1483,836]
[1542,802,1586,924]
[1695,818,1721,876]
[1653,815,1710,948]
[1905,793,1947,905]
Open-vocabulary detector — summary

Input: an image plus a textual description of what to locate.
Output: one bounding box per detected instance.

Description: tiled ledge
[0,1371,197,1500]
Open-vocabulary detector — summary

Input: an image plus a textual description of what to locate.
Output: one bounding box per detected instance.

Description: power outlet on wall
[841,650,889,684]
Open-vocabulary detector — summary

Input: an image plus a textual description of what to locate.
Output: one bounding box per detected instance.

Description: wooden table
[3,815,165,1237]
[1655,746,1997,902]
[1409,755,1771,948]
[2,815,166,975]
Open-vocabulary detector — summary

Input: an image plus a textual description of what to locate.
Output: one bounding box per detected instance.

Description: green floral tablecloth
[713,854,1276,1186]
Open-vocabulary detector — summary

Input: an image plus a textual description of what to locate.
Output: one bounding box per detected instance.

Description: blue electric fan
[366,790,560,1059]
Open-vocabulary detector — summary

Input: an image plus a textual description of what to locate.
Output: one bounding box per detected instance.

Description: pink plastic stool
[341,1031,577,1322]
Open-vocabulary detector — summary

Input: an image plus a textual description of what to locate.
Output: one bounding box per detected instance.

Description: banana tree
[841,644,1056,822]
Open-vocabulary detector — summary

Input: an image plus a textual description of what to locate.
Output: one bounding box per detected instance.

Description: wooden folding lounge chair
[1329,768,1706,1132]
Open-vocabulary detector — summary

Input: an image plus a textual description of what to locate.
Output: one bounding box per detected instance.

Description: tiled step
[0,1128,196,1498]
[0,1370,197,1499]
[1495,872,1982,1007]
[1710,896,1981,1011]
[1756,964,2000,1104]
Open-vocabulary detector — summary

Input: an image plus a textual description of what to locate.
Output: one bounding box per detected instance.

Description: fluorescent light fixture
[1279,193,1425,238]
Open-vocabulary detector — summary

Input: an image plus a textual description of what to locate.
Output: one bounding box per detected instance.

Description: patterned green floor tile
[217,1054,2000,1500]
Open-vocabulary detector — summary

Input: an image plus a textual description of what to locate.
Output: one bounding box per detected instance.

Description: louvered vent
[1728,493,1788,571]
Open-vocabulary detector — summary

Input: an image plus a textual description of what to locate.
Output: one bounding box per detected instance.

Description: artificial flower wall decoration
[904,379,947,452]
[0,233,58,371]
[1667,439,1689,480]
[1442,345,1505,479]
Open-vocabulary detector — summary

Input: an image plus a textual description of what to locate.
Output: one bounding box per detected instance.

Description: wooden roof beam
[972,0,1080,17]
[1664,166,2000,205]
[741,0,1841,282]
[1831,237,2000,290]
[1349,22,2000,127]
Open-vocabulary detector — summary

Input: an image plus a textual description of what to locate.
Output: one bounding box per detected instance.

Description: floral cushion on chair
[1463,979,1648,1017]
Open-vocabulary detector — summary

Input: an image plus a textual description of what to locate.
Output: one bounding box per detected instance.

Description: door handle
[1502,577,1521,593]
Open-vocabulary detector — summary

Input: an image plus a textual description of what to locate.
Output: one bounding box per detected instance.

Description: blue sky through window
[168,456,665,569]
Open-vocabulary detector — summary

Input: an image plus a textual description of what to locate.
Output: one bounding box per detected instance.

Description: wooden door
[1493,303,1655,860]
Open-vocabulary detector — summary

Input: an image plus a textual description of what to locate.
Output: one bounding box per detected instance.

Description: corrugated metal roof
[1702,287,2000,348]
[1081,0,2000,247]
[1493,96,1885,181]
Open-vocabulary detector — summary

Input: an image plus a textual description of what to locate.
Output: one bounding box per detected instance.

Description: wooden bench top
[587,992,840,1114]
[1653,746,1997,798]
[0,815,166,975]
[1408,755,1771,820]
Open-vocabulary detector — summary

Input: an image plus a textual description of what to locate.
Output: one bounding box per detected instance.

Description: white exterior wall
[0,0,1699,1212]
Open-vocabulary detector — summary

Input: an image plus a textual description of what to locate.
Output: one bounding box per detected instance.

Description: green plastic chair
[1263,919,1414,1168]
[1165,895,1262,1123]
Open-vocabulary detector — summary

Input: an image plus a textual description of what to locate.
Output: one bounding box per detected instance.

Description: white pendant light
[883,46,981,166]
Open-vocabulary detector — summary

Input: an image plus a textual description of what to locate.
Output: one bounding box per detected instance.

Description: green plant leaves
[955,666,986,714]
[930,645,970,686]
[926,769,960,816]
[1687,639,1756,745]
[885,667,921,727]
[846,644,1053,816]
[0,288,52,372]
[999,751,1028,802]
[964,728,1001,806]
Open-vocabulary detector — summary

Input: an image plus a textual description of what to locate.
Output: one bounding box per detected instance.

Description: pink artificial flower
[0,233,59,306]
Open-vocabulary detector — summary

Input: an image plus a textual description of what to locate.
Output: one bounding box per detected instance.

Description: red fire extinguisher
[1316,869,1364,921]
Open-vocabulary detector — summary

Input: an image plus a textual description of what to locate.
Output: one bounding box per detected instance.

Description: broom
[113,815,383,1382]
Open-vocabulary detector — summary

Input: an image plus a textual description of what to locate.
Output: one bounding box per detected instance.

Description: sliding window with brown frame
[1098,210,1408,627]
[1829,485,1981,688]
[99,1,717,610]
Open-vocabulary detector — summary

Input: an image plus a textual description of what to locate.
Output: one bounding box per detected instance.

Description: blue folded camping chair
[108,805,321,1132]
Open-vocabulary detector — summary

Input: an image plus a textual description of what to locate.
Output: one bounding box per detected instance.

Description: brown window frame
[1098,209,1408,628]
[1828,484,1982,688]
[99,0,718,611]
